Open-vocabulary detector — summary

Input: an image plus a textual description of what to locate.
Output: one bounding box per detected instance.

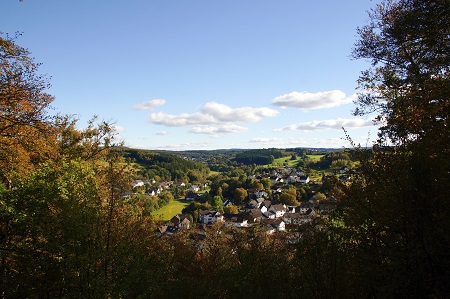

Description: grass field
[151,199,190,221]
[306,154,324,162]
[269,156,302,167]
[208,170,221,177]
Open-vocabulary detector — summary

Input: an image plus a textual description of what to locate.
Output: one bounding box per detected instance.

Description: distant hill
[120,148,210,182]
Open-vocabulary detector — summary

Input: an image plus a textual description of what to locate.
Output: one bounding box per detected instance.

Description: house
[297,169,306,176]
[265,219,286,234]
[171,214,191,229]
[185,192,197,201]
[259,200,271,216]
[299,201,315,214]
[283,212,314,225]
[157,225,168,236]
[131,180,145,188]
[339,166,349,174]
[254,190,268,198]
[285,175,299,184]
[339,174,351,182]
[190,185,200,192]
[222,199,234,207]
[271,187,283,194]
[174,181,186,187]
[159,181,173,189]
[224,213,248,228]
[248,188,268,200]
[246,200,260,211]
[248,209,264,223]
[156,225,177,236]
[268,204,287,218]
[260,204,269,216]
[179,218,191,229]
[299,175,310,184]
[286,205,299,214]
[199,210,223,224]
[146,187,161,197]
[270,175,284,185]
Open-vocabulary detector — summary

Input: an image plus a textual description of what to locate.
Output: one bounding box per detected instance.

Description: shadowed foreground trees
[337,0,450,296]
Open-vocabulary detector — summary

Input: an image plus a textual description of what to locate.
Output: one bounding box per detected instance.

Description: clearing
[151,199,190,221]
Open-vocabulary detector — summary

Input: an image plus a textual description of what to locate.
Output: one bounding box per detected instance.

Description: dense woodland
[122,148,210,183]
[1,0,449,298]
[232,148,285,165]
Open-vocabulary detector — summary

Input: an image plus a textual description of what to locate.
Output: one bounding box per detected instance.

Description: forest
[122,148,210,183]
[232,148,285,165]
[1,0,449,297]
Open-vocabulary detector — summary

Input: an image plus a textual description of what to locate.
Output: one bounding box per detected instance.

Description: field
[208,170,221,176]
[151,199,190,221]
[306,154,324,162]
[269,156,302,167]
[266,154,324,168]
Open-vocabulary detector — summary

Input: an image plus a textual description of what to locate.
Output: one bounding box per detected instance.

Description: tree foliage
[352,0,450,144]
[335,0,450,296]
[0,33,55,188]
[124,148,209,182]
[233,187,248,205]
[233,148,284,165]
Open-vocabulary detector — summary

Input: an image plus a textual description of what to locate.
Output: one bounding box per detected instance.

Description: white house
[174,181,186,187]
[254,190,268,198]
[199,210,223,224]
[190,185,200,192]
[131,180,145,188]
[265,219,286,234]
[268,204,287,218]
[299,175,310,184]
[224,213,248,228]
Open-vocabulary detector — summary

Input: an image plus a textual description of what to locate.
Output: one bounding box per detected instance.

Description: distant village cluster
[132,165,348,237]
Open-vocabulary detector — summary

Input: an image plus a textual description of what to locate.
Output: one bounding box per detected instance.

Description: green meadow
[151,199,190,221]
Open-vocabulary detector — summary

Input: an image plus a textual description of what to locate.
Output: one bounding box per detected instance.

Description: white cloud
[151,142,216,150]
[156,131,168,136]
[249,137,283,143]
[149,111,215,126]
[200,102,279,122]
[189,124,248,135]
[274,118,375,132]
[149,102,279,127]
[133,99,166,110]
[272,90,354,110]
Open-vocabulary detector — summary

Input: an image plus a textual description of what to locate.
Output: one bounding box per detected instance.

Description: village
[138,165,347,237]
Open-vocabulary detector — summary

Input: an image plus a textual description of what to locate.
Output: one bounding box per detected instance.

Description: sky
[3,0,381,151]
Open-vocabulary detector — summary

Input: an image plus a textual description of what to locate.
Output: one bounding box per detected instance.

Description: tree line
[233,148,285,165]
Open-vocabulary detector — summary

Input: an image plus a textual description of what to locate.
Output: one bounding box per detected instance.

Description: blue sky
[3,0,380,150]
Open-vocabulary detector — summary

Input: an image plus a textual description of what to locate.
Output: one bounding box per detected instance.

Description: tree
[251,180,263,191]
[279,188,298,206]
[260,178,271,189]
[0,33,55,189]
[233,188,248,205]
[210,195,224,212]
[224,205,239,214]
[312,191,326,203]
[352,0,450,145]
[336,1,450,296]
